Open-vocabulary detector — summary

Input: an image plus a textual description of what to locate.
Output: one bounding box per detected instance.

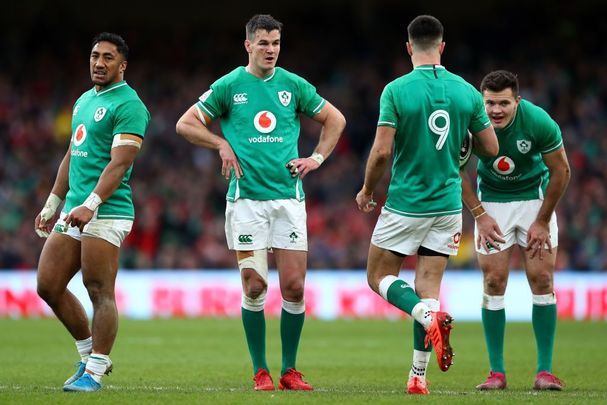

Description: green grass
[0,318,605,404]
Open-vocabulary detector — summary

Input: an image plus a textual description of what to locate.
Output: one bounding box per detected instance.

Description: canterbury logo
[238,234,253,243]
[233,93,248,104]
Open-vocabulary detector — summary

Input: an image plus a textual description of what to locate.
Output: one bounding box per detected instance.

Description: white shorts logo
[493,156,515,175]
[253,111,277,133]
[73,124,87,146]
[94,107,107,122]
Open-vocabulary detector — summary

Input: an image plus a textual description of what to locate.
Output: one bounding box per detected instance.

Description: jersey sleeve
[377,84,397,128]
[534,110,563,154]
[295,76,326,117]
[113,99,150,138]
[468,89,491,134]
[196,78,229,119]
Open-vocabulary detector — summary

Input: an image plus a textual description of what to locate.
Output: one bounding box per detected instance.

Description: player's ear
[439,42,445,55]
[406,42,413,56]
[244,39,252,54]
[119,60,127,74]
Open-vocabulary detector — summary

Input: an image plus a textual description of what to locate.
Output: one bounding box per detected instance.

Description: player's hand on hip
[218,141,242,180]
[526,219,552,260]
[64,206,94,232]
[286,157,319,179]
[355,188,377,213]
[476,213,505,253]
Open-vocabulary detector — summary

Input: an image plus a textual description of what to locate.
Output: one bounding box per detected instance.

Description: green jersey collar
[414,64,445,70]
[244,66,276,82]
[94,81,127,96]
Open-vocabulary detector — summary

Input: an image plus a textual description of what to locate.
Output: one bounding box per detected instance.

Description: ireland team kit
[377,65,491,217]
[197,66,325,202]
[476,99,563,201]
[65,81,150,220]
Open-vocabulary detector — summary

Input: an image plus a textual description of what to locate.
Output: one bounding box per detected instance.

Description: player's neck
[411,53,441,68]
[246,64,275,79]
[94,77,124,92]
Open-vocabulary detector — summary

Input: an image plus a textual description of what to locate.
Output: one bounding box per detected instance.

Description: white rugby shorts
[371,207,462,256]
[225,199,308,251]
[53,212,133,247]
[475,199,558,255]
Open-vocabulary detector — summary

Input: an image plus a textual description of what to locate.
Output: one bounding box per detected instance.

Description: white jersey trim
[384,205,461,218]
[378,120,396,127]
[235,178,241,200]
[244,66,276,82]
[414,65,446,70]
[95,82,127,96]
[312,99,326,114]
[541,139,563,154]
[264,70,276,82]
[96,214,135,219]
[197,102,215,119]
[295,178,301,200]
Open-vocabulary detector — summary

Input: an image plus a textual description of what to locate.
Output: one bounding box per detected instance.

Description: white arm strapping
[112,134,141,149]
[195,105,208,126]
[81,192,103,212]
[35,193,63,238]
[309,152,325,166]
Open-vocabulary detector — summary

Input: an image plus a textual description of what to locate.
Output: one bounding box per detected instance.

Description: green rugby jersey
[65,81,150,220]
[378,65,491,217]
[197,66,326,201]
[477,99,563,202]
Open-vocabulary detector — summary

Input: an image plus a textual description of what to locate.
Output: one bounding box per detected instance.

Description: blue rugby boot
[63,373,102,392]
[64,361,86,386]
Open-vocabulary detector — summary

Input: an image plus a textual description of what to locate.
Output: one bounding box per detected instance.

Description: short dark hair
[92,32,129,60]
[407,15,443,51]
[480,70,519,96]
[246,14,283,40]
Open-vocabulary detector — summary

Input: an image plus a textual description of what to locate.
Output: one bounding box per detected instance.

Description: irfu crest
[516,139,531,154]
[278,91,292,107]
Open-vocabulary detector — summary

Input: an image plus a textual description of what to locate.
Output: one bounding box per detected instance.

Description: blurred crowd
[1,5,606,271]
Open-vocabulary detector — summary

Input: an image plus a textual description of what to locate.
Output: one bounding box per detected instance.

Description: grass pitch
[0,318,605,404]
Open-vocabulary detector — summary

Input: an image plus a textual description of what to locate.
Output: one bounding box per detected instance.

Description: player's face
[246,29,280,76]
[483,88,521,129]
[90,41,126,88]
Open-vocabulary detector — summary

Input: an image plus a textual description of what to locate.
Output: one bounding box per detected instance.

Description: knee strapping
[282,298,305,314]
[242,291,267,312]
[238,249,269,283]
[532,292,556,306]
[482,294,505,310]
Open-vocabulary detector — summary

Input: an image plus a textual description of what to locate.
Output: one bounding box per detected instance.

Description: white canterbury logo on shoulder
[233,93,248,104]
